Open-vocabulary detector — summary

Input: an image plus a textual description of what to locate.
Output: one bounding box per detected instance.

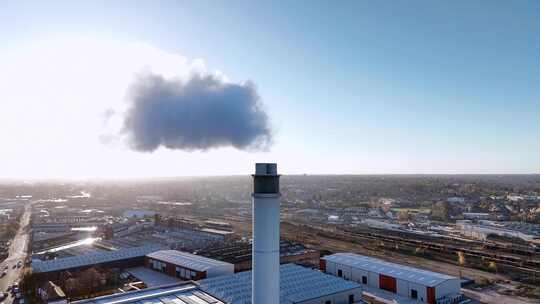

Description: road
[0,203,31,303]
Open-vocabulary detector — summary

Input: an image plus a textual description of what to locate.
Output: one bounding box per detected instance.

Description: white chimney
[252,163,280,304]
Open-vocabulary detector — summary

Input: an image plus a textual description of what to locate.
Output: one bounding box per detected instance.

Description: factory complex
[23,164,467,304]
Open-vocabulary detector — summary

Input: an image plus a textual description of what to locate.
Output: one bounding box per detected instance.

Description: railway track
[329,227,540,273]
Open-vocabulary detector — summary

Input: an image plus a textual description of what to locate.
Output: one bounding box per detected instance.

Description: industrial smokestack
[252,163,280,304]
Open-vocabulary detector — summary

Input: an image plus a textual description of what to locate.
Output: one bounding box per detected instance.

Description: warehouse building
[199,263,362,304]
[321,253,461,304]
[72,264,362,304]
[32,245,163,280]
[197,240,320,272]
[145,250,234,280]
[73,281,225,304]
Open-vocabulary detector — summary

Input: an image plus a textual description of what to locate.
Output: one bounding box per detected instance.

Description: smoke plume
[122,73,272,152]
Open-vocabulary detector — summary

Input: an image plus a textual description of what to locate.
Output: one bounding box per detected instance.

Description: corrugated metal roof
[147,250,233,272]
[323,253,457,287]
[32,245,163,273]
[73,282,224,304]
[198,264,361,304]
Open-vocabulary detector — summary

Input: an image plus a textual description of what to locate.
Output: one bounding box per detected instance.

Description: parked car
[0,292,7,300]
[1,271,6,277]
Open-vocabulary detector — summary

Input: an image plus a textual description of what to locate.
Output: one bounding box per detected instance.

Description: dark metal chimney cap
[254,163,278,176]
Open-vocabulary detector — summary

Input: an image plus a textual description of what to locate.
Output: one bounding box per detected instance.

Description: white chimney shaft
[252,163,280,304]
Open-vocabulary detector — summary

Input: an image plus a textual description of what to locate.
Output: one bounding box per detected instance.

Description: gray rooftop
[198,264,361,304]
[73,282,225,304]
[147,250,233,272]
[323,253,457,287]
[32,245,163,273]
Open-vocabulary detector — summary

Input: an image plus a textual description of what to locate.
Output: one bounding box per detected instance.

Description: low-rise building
[145,250,234,280]
[72,282,225,304]
[199,263,362,304]
[462,213,490,220]
[456,220,540,242]
[32,245,163,279]
[197,240,320,272]
[321,253,461,304]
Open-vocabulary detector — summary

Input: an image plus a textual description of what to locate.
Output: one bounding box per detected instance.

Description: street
[0,203,31,303]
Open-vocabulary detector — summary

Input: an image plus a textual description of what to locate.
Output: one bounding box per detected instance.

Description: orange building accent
[378,274,397,293]
[319,259,326,272]
[427,286,436,304]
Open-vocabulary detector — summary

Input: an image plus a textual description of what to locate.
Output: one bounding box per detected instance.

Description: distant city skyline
[1,1,539,179]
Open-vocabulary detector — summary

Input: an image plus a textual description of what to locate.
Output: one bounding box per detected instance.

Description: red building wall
[379,274,397,293]
[427,286,436,304]
[319,259,326,272]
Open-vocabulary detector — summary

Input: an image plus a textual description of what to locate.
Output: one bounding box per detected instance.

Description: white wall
[327,261,377,289]
[297,288,362,304]
[367,271,379,289]
[408,283,427,303]
[396,279,409,297]
[435,279,460,300]
[351,267,369,284]
[206,263,235,278]
[326,260,336,274]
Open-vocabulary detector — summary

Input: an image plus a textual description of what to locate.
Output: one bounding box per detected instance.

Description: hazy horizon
[1,172,540,184]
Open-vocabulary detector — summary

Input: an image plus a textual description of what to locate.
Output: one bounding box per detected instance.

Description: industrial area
[0,165,539,304]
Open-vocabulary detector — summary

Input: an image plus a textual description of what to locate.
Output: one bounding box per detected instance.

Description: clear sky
[1,1,539,179]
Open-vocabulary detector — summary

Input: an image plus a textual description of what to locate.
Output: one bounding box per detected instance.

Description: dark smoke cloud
[122,73,272,152]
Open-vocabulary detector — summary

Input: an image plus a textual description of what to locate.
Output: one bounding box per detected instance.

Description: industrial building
[456,220,540,242]
[462,213,491,220]
[62,164,369,304]
[145,250,234,280]
[73,282,226,304]
[197,240,320,272]
[321,253,461,304]
[199,263,363,304]
[32,245,163,278]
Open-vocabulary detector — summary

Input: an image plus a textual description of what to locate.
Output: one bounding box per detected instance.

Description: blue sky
[1,1,539,178]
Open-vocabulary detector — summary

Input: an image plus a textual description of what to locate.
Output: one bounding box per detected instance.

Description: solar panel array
[323,253,456,287]
[199,264,361,304]
[73,283,225,304]
[147,250,234,272]
[32,245,164,273]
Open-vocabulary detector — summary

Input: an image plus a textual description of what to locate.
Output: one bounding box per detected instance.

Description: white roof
[323,253,456,287]
[199,264,361,304]
[147,250,233,272]
[32,245,163,273]
[200,228,234,235]
[73,282,224,304]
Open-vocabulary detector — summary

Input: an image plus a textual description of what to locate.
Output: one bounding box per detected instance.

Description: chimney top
[253,163,280,194]
[254,163,278,176]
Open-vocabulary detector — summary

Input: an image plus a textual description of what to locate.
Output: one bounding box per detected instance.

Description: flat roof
[32,245,163,273]
[199,264,361,304]
[199,228,234,235]
[147,250,233,272]
[73,282,225,304]
[323,253,457,287]
[127,267,181,287]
